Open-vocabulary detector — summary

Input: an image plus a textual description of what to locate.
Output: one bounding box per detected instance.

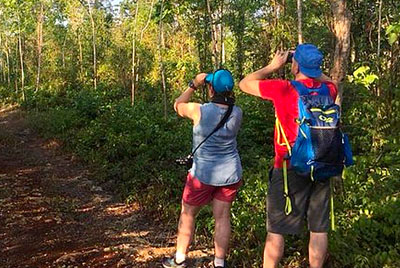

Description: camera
[286,51,294,64]
[175,154,193,168]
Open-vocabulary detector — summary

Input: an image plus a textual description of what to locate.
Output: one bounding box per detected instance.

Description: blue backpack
[276,81,354,220]
[287,80,353,181]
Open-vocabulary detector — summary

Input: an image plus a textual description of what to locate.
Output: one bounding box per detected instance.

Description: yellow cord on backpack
[283,160,292,215]
[330,179,336,231]
[276,118,292,215]
[276,119,292,156]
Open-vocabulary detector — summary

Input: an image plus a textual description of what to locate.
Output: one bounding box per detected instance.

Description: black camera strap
[190,104,233,157]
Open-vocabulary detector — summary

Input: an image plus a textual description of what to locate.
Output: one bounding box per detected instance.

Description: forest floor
[0,107,212,268]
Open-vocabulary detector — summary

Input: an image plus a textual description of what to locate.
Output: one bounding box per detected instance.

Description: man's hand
[269,50,289,72]
[238,49,289,97]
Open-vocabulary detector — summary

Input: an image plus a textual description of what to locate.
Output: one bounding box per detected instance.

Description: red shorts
[182,173,241,206]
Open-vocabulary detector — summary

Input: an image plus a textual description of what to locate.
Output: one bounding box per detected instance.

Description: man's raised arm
[239,50,288,97]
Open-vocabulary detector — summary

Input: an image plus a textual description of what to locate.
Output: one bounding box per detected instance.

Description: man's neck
[295,73,311,81]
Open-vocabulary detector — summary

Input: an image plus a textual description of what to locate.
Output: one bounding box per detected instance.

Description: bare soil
[0,108,211,268]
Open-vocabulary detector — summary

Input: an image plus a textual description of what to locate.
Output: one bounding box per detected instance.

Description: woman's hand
[193,73,207,88]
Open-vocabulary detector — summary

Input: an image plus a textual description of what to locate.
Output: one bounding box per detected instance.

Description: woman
[162,70,243,268]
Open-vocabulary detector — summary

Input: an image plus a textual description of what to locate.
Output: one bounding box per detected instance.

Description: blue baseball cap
[204,69,234,93]
[294,44,323,78]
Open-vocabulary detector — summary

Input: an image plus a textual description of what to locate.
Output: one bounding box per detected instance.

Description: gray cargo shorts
[267,168,331,235]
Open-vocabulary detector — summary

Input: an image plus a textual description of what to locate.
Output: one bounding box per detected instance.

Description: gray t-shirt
[190,102,242,186]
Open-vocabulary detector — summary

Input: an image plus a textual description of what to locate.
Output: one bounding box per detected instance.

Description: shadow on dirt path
[0,108,211,268]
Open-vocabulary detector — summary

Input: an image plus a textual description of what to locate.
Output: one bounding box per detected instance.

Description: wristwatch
[188,80,197,90]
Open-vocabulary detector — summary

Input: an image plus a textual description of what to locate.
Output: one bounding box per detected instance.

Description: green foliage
[386,22,400,46]
[1,0,400,267]
[349,66,379,89]
[20,82,400,267]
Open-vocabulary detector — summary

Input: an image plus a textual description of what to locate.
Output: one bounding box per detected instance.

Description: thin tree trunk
[61,36,67,69]
[159,0,167,119]
[87,0,97,90]
[5,38,10,87]
[206,0,218,69]
[15,40,18,93]
[329,0,351,106]
[297,0,303,44]
[18,22,25,101]
[376,0,382,97]
[131,0,139,105]
[135,0,155,87]
[139,0,155,42]
[377,0,382,59]
[36,2,44,92]
[220,0,225,66]
[78,31,83,80]
[0,35,4,83]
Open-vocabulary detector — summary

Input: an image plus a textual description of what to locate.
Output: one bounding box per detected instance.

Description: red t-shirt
[259,79,338,168]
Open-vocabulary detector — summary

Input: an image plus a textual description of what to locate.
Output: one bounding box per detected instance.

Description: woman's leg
[176,200,202,257]
[212,199,232,260]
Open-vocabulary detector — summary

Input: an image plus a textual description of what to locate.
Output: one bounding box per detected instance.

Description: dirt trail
[0,108,211,268]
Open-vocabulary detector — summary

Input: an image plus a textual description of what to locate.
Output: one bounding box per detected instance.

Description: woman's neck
[214,102,228,108]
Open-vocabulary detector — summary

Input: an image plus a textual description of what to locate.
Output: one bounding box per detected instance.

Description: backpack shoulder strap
[290,80,331,97]
[290,80,309,96]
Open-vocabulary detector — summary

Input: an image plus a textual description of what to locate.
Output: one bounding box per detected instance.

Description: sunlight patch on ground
[114,230,150,239]
[105,203,140,216]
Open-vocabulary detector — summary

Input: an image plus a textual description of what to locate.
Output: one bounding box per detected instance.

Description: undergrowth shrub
[20,85,400,267]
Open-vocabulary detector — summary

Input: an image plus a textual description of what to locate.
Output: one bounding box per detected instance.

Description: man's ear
[292,60,300,75]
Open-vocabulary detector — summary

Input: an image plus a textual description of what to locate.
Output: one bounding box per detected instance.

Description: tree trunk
[139,0,155,42]
[87,0,97,90]
[297,0,303,44]
[135,0,155,90]
[376,0,382,97]
[329,0,351,106]
[131,0,140,106]
[377,0,382,60]
[5,38,10,87]
[206,0,218,69]
[36,2,44,92]
[159,0,167,119]
[78,31,84,81]
[0,35,4,83]
[62,36,67,69]
[15,40,18,93]
[18,22,25,101]
[220,0,225,66]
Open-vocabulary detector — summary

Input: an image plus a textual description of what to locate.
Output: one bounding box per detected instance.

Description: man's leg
[263,232,284,268]
[307,179,331,268]
[309,232,328,268]
[212,198,232,260]
[176,201,202,256]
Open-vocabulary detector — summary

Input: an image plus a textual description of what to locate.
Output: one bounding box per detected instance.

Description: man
[238,44,337,268]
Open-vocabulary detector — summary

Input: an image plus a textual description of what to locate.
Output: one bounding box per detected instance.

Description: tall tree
[36,1,44,91]
[329,0,351,106]
[80,0,98,90]
[131,0,139,105]
[17,13,25,101]
[158,0,167,118]
[297,0,303,44]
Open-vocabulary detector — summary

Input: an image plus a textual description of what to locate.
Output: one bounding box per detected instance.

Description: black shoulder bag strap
[190,105,233,157]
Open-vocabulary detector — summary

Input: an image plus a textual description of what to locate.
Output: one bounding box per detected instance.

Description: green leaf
[364,74,379,85]
[353,66,369,78]
[388,33,398,46]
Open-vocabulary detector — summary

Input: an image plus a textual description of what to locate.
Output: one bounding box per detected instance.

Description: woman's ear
[208,84,215,97]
